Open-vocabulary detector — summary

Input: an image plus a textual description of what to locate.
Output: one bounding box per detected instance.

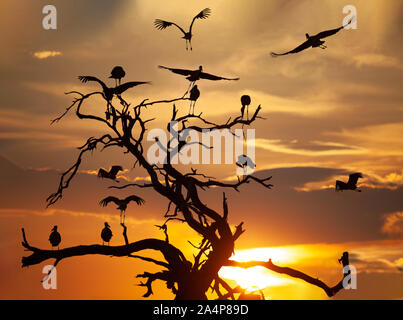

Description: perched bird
[97,165,123,182]
[241,95,251,120]
[236,154,256,171]
[109,66,126,86]
[99,195,145,224]
[78,76,150,102]
[49,226,61,250]
[189,85,200,114]
[101,222,113,245]
[154,8,211,51]
[271,18,353,57]
[158,65,239,95]
[335,172,363,192]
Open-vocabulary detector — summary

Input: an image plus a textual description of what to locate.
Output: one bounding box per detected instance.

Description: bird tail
[158,65,169,70]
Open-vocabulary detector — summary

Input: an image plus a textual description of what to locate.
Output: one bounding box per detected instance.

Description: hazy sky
[0,0,402,299]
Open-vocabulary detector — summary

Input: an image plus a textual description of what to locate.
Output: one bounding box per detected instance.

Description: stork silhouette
[97,165,123,182]
[101,222,113,246]
[158,65,239,96]
[78,76,150,102]
[109,66,126,86]
[335,172,363,192]
[48,225,61,250]
[189,85,200,114]
[99,195,145,224]
[271,18,353,57]
[154,8,211,51]
[241,95,251,120]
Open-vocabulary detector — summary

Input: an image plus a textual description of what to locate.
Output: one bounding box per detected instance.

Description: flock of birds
[46,9,362,250]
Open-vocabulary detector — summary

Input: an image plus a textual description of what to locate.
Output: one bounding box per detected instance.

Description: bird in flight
[158,65,239,95]
[49,225,61,250]
[97,165,123,182]
[271,18,353,57]
[101,222,113,246]
[154,8,211,51]
[335,172,363,192]
[109,66,126,86]
[99,195,145,224]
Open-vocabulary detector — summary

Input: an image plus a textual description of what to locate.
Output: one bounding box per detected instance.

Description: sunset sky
[0,0,402,299]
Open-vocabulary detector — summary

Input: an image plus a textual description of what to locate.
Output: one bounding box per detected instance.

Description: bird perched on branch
[154,8,211,51]
[97,165,123,182]
[189,85,200,115]
[101,222,113,245]
[99,195,145,224]
[78,76,150,102]
[158,65,239,95]
[49,225,61,250]
[241,95,251,120]
[335,172,362,192]
[271,18,353,57]
[109,66,126,86]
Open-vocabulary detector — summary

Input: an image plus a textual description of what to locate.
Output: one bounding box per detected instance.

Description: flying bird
[241,95,251,119]
[335,172,363,192]
[78,76,150,102]
[271,18,353,57]
[189,85,200,114]
[158,65,239,95]
[109,66,126,86]
[101,222,113,245]
[154,8,211,51]
[49,225,61,250]
[97,165,123,182]
[99,195,145,224]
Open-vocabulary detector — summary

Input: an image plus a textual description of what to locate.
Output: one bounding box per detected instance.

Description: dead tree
[21,82,350,300]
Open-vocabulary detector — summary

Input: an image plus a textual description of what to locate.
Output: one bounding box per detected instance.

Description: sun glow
[218,247,304,291]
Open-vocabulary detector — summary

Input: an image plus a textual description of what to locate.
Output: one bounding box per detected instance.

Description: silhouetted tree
[21,76,350,300]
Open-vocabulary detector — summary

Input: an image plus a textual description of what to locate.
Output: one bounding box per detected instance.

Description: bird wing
[78,76,108,91]
[99,196,120,207]
[314,26,344,39]
[270,39,312,57]
[109,165,123,176]
[114,82,150,95]
[98,168,108,178]
[158,65,193,76]
[154,19,187,35]
[315,18,353,39]
[189,8,211,33]
[347,173,361,186]
[199,72,239,81]
[125,195,145,206]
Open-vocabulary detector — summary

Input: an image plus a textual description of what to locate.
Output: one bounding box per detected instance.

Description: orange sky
[0,0,402,299]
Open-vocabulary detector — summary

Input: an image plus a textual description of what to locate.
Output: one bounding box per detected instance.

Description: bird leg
[189,102,193,115]
[182,82,194,98]
[247,105,249,121]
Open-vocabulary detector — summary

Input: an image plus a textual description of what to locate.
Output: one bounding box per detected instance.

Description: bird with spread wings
[158,65,239,95]
[78,76,150,102]
[100,195,145,224]
[271,18,354,57]
[154,8,211,51]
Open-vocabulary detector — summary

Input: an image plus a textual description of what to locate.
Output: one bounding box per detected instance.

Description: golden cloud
[33,50,62,59]
[382,211,403,237]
